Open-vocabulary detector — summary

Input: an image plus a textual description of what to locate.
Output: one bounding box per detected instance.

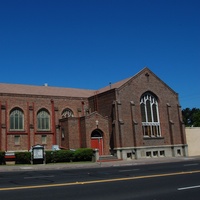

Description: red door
[91,138,103,155]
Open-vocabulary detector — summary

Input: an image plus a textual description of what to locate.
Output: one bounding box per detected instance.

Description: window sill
[8,131,27,135]
[143,136,164,140]
[35,131,53,135]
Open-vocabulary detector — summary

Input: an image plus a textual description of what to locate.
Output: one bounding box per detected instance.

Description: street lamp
[95,120,99,128]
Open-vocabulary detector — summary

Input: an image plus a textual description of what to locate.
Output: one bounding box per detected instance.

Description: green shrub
[3,148,93,165]
[72,148,93,162]
[45,151,53,164]
[0,151,5,165]
[15,152,31,164]
[44,149,93,164]
[51,150,74,163]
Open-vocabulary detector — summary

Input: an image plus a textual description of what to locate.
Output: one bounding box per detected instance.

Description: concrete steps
[97,155,121,162]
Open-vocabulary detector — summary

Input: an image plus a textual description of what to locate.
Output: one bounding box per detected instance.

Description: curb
[0,156,199,172]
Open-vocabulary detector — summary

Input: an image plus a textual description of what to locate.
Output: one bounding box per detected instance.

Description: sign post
[31,145,45,164]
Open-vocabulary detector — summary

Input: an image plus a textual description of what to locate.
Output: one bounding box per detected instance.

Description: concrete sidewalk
[0,156,198,172]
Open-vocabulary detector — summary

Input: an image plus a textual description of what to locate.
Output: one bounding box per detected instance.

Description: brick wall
[93,69,186,152]
[0,68,187,158]
[0,94,88,151]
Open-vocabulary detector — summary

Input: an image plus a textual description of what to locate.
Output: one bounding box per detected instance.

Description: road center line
[178,185,200,191]
[183,163,199,167]
[24,175,55,179]
[119,169,140,172]
[1,170,200,191]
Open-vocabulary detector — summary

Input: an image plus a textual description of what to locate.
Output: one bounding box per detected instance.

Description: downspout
[33,102,36,145]
[177,104,186,144]
[167,103,176,157]
[78,116,82,148]
[118,103,123,148]
[0,101,1,150]
[51,99,56,145]
[59,121,62,148]
[115,100,122,148]
[82,101,85,116]
[167,103,174,145]
[116,90,122,148]
[130,101,137,147]
[27,102,30,150]
[177,104,188,156]
[5,101,7,151]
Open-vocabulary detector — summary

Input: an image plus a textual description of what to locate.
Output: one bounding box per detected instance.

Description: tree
[193,110,200,127]
[182,108,200,127]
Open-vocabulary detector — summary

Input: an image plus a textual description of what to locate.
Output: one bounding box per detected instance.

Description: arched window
[91,130,102,138]
[37,109,50,131]
[61,108,74,118]
[140,92,161,137]
[10,108,24,130]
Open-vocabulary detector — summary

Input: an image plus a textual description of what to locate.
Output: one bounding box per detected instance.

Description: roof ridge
[0,82,95,91]
[97,76,133,93]
[0,82,95,98]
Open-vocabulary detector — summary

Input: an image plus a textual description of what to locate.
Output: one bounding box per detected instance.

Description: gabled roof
[132,67,177,95]
[0,83,95,98]
[97,77,132,93]
[0,73,133,98]
[97,67,177,95]
[97,68,149,94]
[0,67,177,98]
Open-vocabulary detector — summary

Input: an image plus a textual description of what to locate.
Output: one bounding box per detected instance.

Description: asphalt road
[1,159,200,200]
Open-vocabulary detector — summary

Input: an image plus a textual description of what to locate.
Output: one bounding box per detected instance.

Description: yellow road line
[1,170,200,191]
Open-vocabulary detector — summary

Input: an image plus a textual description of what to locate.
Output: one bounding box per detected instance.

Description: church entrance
[91,130,103,155]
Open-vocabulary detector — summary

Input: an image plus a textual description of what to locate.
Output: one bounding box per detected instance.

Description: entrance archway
[91,129,103,155]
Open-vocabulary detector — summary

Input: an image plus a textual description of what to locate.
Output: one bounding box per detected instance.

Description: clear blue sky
[0,0,199,109]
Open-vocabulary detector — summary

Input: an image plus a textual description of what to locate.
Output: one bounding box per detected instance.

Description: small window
[14,135,20,145]
[41,135,47,144]
[153,151,158,157]
[10,109,24,131]
[146,151,151,158]
[37,110,50,131]
[62,108,74,118]
[160,150,165,157]
[177,149,181,156]
[127,152,132,158]
[61,128,65,139]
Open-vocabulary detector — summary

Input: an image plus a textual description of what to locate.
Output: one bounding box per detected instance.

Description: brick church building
[0,68,188,160]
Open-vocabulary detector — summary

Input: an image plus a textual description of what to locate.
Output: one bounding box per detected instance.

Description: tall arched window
[37,109,50,131]
[140,92,161,137]
[61,108,74,118]
[10,108,24,130]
